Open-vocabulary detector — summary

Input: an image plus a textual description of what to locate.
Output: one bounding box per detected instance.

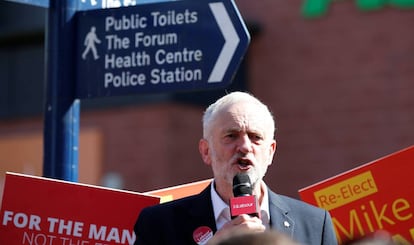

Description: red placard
[299,145,414,244]
[0,172,160,245]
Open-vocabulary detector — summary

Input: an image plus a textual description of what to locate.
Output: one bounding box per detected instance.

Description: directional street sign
[75,0,250,98]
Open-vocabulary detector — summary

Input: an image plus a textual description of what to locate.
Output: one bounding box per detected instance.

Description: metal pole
[43,0,79,181]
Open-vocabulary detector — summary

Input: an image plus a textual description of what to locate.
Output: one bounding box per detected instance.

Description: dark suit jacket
[134,184,338,245]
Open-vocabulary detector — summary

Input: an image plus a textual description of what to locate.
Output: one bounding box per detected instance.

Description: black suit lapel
[188,185,217,232]
[179,185,217,244]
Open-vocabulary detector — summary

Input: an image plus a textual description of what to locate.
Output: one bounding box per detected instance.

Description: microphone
[230,173,259,219]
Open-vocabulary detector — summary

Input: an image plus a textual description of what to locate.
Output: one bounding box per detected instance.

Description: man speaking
[134,92,337,245]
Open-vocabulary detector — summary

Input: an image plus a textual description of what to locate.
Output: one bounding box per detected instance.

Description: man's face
[200,101,276,190]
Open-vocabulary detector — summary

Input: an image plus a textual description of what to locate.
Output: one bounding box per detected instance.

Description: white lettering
[151,67,202,84]
[155,48,202,65]
[47,217,59,233]
[2,211,41,231]
[105,14,147,32]
[2,211,13,226]
[23,232,57,245]
[135,32,177,47]
[105,52,150,69]
[46,217,83,237]
[233,203,253,209]
[151,9,198,27]
[106,34,130,50]
[105,72,146,88]
[88,224,135,244]
[106,227,120,242]
[88,224,106,240]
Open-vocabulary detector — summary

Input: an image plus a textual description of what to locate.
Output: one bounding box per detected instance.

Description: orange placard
[146,179,212,203]
[299,145,414,244]
[0,172,160,245]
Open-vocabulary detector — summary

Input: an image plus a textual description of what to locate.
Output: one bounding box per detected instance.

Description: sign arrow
[208,2,240,83]
[75,0,250,98]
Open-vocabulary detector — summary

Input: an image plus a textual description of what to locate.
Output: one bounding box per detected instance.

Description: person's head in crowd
[344,231,397,245]
[209,230,300,245]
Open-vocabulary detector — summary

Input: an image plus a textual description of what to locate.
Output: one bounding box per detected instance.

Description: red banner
[299,145,414,244]
[0,172,160,245]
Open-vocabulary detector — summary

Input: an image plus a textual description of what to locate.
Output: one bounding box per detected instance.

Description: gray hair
[202,91,276,140]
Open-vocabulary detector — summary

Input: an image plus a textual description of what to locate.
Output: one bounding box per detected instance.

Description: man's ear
[199,138,211,166]
[268,140,277,166]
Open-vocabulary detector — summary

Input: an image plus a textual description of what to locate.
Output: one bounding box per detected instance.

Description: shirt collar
[211,181,230,226]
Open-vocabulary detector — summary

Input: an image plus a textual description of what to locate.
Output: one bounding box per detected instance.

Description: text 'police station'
[102,10,203,88]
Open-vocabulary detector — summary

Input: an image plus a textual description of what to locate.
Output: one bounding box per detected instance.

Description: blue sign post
[76,0,250,98]
[10,0,250,182]
[43,0,80,182]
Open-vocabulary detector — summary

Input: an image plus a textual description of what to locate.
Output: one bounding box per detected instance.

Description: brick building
[1,0,414,199]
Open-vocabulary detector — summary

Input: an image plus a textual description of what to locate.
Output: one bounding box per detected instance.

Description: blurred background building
[1,0,414,200]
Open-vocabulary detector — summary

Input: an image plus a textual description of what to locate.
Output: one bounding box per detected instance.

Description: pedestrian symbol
[82,26,101,60]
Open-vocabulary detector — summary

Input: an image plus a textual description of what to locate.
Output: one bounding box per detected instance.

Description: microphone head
[232,173,252,197]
